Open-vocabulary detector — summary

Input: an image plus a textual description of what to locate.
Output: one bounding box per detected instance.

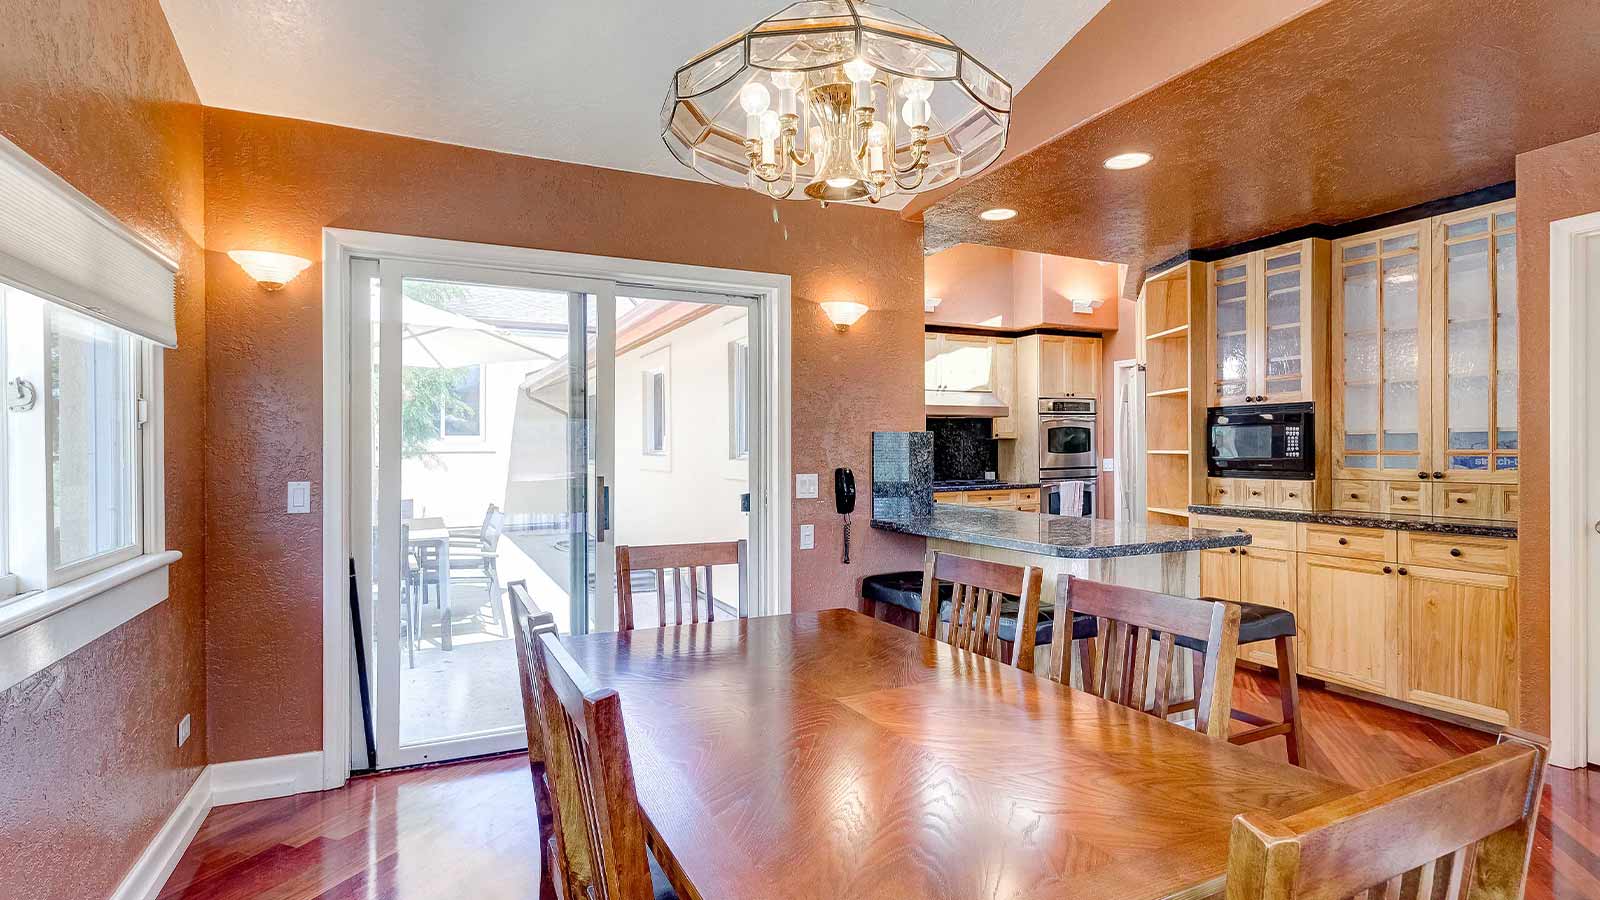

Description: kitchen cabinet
[933,487,1039,512]
[1207,239,1329,406]
[1039,335,1100,399]
[1298,553,1400,697]
[1331,200,1519,490]
[1399,564,1516,725]
[925,333,996,392]
[990,338,1018,438]
[1193,513,1517,724]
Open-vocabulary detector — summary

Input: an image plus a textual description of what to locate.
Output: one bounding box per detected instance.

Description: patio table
[405,517,452,650]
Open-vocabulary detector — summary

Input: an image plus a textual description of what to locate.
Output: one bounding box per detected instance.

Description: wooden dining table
[561,608,1354,900]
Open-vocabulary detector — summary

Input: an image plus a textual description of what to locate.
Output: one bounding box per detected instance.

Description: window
[439,365,483,439]
[642,367,667,456]
[1,285,149,596]
[728,339,749,459]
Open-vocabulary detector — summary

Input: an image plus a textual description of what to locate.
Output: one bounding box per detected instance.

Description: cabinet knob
[1349,492,1360,499]
[1450,548,1463,557]
[1399,495,1412,502]
[1338,537,1349,545]
[1287,492,1298,498]
[1433,471,1445,480]
[1383,566,1393,574]
[1418,471,1430,479]
[1228,547,1237,554]
[1398,567,1409,575]
[1240,549,1249,556]
[1455,497,1467,504]
[1250,490,1262,496]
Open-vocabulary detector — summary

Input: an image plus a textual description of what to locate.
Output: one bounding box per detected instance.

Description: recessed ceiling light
[1103,152,1153,170]
[979,208,1017,222]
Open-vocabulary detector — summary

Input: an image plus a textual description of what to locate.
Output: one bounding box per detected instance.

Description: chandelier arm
[892,165,927,192]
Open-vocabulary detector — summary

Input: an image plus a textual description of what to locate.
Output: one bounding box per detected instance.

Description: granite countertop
[872,502,1251,559]
[1187,504,1518,539]
[931,481,1043,492]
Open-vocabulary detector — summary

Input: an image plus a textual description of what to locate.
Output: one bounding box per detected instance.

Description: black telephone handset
[835,468,856,564]
[834,467,856,515]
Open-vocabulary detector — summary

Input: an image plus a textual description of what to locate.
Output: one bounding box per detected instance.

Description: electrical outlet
[796,473,818,499]
[177,713,192,748]
[287,481,311,514]
[1102,458,1115,472]
[799,524,815,550]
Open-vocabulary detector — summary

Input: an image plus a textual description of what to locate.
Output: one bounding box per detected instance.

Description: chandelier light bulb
[759,109,782,140]
[771,70,805,92]
[899,78,934,101]
[901,98,931,128]
[867,121,889,147]
[739,82,771,115]
[842,58,876,83]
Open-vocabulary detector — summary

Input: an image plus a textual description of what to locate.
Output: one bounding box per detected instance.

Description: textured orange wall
[0,1,208,898]
[924,244,1017,327]
[201,108,927,761]
[1512,129,1600,734]
[925,245,1121,332]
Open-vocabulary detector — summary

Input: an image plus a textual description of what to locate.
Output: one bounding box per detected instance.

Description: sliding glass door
[353,256,614,768]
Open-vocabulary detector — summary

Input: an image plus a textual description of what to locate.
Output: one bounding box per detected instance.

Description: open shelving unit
[1141,261,1208,527]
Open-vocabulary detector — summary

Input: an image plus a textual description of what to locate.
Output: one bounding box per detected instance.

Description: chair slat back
[617,539,747,630]
[1225,733,1549,900]
[916,550,1043,672]
[535,630,657,900]
[1046,576,1241,736]
[509,581,576,900]
[509,581,557,768]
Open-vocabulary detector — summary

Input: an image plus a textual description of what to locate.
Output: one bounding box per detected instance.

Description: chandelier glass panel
[661,0,1011,204]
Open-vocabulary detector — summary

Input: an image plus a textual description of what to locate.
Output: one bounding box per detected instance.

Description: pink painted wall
[0,1,209,898]
[925,244,1122,332]
[924,243,1017,327]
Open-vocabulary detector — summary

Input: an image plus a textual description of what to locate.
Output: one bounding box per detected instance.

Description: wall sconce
[1070,298,1106,315]
[228,250,312,291]
[820,300,868,333]
[924,296,943,314]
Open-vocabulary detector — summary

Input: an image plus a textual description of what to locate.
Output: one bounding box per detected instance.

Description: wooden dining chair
[916,550,1044,672]
[532,625,677,899]
[1044,575,1242,738]
[616,539,747,631]
[508,581,562,900]
[1224,731,1549,900]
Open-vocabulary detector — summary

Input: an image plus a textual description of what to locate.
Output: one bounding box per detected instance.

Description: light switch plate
[1102,458,1115,472]
[287,481,311,514]
[177,713,192,748]
[799,524,815,549]
[796,473,818,499]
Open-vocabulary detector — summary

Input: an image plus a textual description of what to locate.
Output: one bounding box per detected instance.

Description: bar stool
[1172,598,1305,765]
[859,571,1097,664]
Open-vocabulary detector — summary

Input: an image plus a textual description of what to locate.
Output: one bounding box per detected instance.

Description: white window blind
[0,136,179,348]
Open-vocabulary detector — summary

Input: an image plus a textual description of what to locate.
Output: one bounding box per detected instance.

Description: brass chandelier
[661,1,1011,205]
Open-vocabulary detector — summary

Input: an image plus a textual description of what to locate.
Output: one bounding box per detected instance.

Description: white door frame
[1548,210,1600,769]
[319,228,792,787]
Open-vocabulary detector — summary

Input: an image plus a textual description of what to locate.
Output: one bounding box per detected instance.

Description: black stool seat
[862,572,1094,645]
[861,571,940,614]
[934,600,1097,647]
[1173,598,1296,653]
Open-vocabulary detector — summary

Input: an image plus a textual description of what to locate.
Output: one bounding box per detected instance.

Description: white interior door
[353,255,615,769]
[1586,231,1600,767]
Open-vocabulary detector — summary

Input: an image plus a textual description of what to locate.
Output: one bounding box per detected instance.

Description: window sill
[0,550,182,693]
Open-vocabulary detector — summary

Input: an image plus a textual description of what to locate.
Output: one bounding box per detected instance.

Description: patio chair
[418,503,506,634]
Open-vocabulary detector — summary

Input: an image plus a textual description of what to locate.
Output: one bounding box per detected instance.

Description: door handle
[595,475,611,543]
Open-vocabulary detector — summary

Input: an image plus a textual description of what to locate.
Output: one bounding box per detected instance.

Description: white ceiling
[159,0,1108,186]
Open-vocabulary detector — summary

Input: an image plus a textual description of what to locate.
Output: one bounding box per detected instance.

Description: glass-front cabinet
[1207,239,1324,406]
[1331,199,1517,486]
[1436,201,1518,480]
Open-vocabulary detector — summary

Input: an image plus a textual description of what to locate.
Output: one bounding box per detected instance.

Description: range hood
[925,389,1010,418]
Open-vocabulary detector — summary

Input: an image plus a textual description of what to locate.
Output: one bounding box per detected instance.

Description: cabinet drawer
[1272,481,1313,510]
[1301,523,1396,561]
[1190,515,1298,551]
[933,491,966,504]
[1399,532,1518,576]
[1332,480,1379,512]
[1238,479,1271,508]
[965,491,1019,507]
[1431,483,1492,519]
[1382,482,1430,515]
[1492,485,1519,521]
[1014,489,1040,505]
[1207,478,1241,506]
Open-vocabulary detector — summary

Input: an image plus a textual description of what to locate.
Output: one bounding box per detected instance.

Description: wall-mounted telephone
[835,468,856,564]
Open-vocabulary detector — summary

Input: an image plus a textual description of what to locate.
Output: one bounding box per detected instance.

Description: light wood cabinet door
[1492,484,1519,520]
[1298,553,1399,696]
[1331,222,1434,481]
[1237,547,1297,667]
[1272,480,1313,510]
[1331,479,1380,512]
[1206,477,1240,506]
[938,334,996,392]
[924,333,944,388]
[1382,481,1430,515]
[1399,564,1516,724]
[990,338,1018,438]
[1257,244,1319,403]
[1200,547,1241,601]
[1039,336,1067,397]
[1433,201,1519,482]
[1062,337,1101,398]
[1237,479,1271,508]
[1209,255,1253,404]
[1431,482,1493,519]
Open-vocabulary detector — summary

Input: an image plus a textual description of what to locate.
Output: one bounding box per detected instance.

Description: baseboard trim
[210,751,325,807]
[109,767,211,900]
[109,751,325,900]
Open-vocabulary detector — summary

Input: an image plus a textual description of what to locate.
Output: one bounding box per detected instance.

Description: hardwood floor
[158,671,1599,899]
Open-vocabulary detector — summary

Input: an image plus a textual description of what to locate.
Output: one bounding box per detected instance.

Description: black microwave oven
[1206,403,1315,479]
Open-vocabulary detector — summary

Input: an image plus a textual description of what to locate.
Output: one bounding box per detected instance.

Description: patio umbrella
[373,297,559,369]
